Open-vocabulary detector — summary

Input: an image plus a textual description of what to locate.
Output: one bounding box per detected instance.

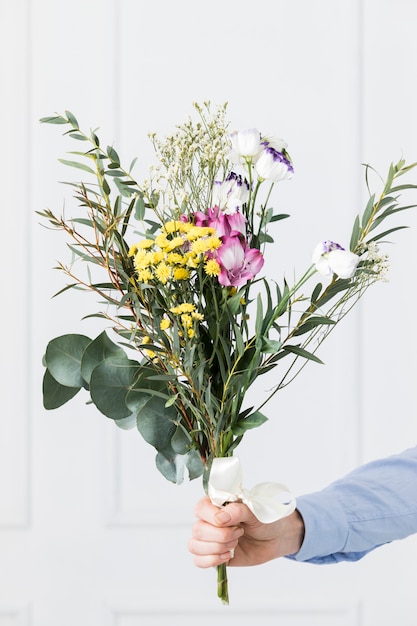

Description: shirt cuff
[290,490,349,562]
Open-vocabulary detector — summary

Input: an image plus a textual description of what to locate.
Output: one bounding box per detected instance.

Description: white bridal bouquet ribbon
[208,457,296,524]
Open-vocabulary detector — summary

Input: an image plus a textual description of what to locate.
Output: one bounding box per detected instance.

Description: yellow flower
[206,236,222,251]
[163,220,182,234]
[128,243,139,257]
[181,313,193,328]
[204,259,221,276]
[166,236,185,251]
[184,252,200,268]
[160,318,171,330]
[191,239,211,255]
[137,239,154,249]
[170,302,195,314]
[173,267,190,280]
[155,234,169,249]
[166,252,185,265]
[151,251,165,264]
[134,250,153,269]
[154,262,171,284]
[137,268,153,283]
[188,328,195,338]
[191,311,204,321]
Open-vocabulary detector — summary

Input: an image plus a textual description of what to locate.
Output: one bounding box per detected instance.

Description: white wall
[1,0,417,624]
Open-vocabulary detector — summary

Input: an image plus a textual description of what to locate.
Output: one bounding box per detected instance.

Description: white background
[1,0,417,624]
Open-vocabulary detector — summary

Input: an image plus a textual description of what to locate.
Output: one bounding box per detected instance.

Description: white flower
[212,172,250,213]
[262,135,288,152]
[229,128,262,163]
[312,241,359,279]
[254,145,294,182]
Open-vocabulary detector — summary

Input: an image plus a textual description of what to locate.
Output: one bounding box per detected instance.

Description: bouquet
[39,102,416,604]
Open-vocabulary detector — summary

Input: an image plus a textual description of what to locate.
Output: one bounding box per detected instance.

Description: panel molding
[107,601,361,626]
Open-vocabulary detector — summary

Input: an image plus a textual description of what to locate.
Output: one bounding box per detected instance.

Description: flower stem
[217,563,229,604]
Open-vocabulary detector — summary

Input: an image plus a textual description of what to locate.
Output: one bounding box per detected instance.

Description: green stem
[217,563,229,605]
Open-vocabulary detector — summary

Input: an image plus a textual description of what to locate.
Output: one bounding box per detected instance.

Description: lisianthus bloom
[216,235,264,287]
[312,240,360,279]
[212,172,250,213]
[254,145,294,182]
[194,206,246,239]
[262,136,288,153]
[229,128,262,163]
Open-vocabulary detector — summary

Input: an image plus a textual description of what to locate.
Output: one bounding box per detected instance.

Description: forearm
[289,446,417,564]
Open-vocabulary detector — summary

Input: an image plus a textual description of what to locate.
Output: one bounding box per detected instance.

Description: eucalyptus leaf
[134,395,177,450]
[171,425,191,455]
[232,411,268,436]
[81,331,127,383]
[58,158,95,175]
[155,452,184,484]
[90,357,141,419]
[42,368,80,409]
[45,334,91,388]
[184,449,205,480]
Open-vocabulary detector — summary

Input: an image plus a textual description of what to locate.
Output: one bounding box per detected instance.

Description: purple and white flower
[212,172,250,214]
[312,240,360,279]
[254,145,294,182]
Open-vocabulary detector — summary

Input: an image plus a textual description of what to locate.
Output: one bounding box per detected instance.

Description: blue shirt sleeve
[289,446,417,564]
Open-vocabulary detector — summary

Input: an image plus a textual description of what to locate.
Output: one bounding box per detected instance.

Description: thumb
[213,501,259,527]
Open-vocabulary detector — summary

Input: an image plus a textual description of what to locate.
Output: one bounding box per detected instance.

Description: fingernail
[215,510,232,524]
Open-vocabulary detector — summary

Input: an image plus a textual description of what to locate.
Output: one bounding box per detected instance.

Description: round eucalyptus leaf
[155,451,185,484]
[42,368,81,410]
[171,424,190,455]
[45,334,91,388]
[90,357,141,419]
[134,394,176,450]
[81,330,127,384]
[184,449,205,480]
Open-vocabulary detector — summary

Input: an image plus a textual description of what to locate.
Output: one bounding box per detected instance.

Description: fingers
[188,519,243,568]
[189,497,253,568]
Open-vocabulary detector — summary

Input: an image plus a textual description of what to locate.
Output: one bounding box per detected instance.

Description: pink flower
[194,207,246,238]
[216,236,264,287]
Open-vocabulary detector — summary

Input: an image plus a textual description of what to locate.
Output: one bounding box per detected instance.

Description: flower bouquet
[39,102,416,604]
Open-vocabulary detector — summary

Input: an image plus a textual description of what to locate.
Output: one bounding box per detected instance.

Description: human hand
[188,496,305,568]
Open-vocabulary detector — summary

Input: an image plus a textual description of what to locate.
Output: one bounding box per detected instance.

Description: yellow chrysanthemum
[186,226,215,241]
[170,302,195,314]
[160,318,171,330]
[128,243,139,257]
[184,252,200,268]
[204,259,221,277]
[173,267,190,281]
[166,252,185,265]
[188,328,195,338]
[154,262,171,284]
[137,268,153,283]
[151,251,165,264]
[191,311,204,321]
[137,239,154,249]
[163,220,182,234]
[166,236,185,251]
[155,234,169,249]
[134,250,153,270]
[181,313,193,328]
[191,239,211,255]
[206,236,222,251]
